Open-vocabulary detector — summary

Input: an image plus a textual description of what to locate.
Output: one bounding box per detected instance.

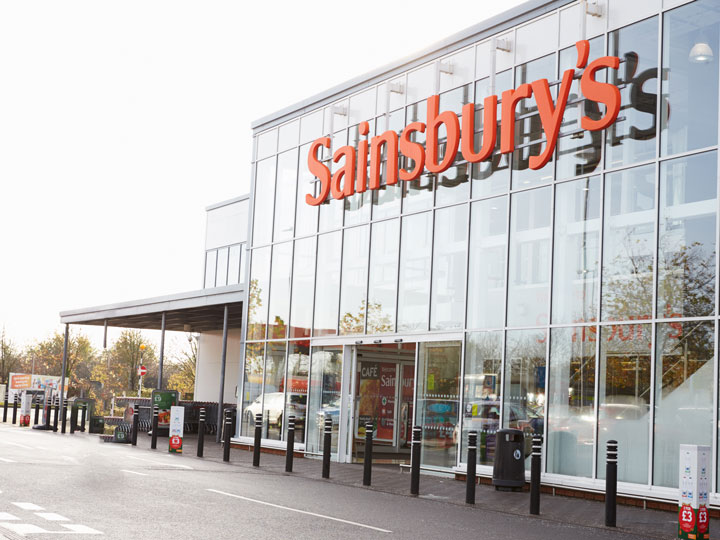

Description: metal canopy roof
[59,285,244,332]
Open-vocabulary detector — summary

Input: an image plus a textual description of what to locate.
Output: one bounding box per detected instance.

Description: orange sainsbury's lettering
[304,40,621,205]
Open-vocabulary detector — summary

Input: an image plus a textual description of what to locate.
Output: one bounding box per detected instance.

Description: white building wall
[194,328,241,403]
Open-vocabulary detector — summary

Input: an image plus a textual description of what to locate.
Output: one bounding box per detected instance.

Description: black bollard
[410,425,422,495]
[12,394,18,425]
[70,405,76,434]
[322,416,332,479]
[223,410,232,462]
[285,415,295,473]
[605,440,618,527]
[52,398,59,432]
[61,398,68,434]
[252,412,262,467]
[131,404,139,446]
[80,404,87,432]
[197,408,206,458]
[151,405,158,450]
[34,400,40,425]
[530,434,542,515]
[466,431,477,505]
[2,389,7,423]
[44,398,51,430]
[363,422,373,486]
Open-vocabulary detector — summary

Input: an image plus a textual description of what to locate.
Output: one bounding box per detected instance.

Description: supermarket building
[64,0,720,504]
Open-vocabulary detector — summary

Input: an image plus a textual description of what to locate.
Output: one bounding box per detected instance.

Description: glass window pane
[247,247,271,340]
[228,244,240,286]
[606,17,659,169]
[398,212,432,332]
[658,151,717,318]
[313,232,342,336]
[436,162,470,207]
[339,226,370,335]
[367,220,399,334]
[252,158,276,246]
[239,246,246,285]
[278,120,299,152]
[274,149,298,242]
[552,177,601,324]
[416,341,461,468]
[306,346,343,454]
[507,187,552,327]
[319,198,344,233]
[407,63,435,105]
[296,143,319,237]
[285,340,310,444]
[256,129,277,160]
[241,342,265,436]
[461,332,502,466]
[654,321,714,488]
[467,197,507,329]
[204,250,217,289]
[300,110,323,145]
[439,47,474,93]
[431,205,468,331]
[547,327,596,478]
[515,14,558,65]
[267,242,292,339]
[262,342,286,440]
[348,88,376,125]
[597,323,651,484]
[344,191,372,227]
[289,237,316,339]
[601,165,655,322]
[216,247,228,287]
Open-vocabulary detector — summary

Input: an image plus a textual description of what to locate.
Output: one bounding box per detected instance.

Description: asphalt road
[0,426,664,539]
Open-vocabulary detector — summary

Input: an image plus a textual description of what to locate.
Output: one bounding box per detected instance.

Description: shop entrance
[350,343,416,464]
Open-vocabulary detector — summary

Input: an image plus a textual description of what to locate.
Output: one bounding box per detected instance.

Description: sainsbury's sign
[306,40,620,206]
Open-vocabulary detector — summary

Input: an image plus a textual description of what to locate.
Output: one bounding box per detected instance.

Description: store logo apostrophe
[305,40,621,206]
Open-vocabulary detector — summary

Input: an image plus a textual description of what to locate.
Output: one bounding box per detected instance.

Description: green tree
[167,333,197,398]
[0,327,24,383]
[107,330,157,392]
[28,330,96,393]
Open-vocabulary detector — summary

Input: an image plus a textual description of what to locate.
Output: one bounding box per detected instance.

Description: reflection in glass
[285,340,310,444]
[339,226,370,335]
[601,165,655,322]
[367,220,399,334]
[267,242,292,339]
[431,205,468,331]
[507,187,552,327]
[547,327,596,478]
[252,158,276,246]
[403,173,434,213]
[398,212,432,332]
[654,321,714,488]
[262,342,286,440]
[504,329,546,469]
[461,332,502,466]
[319,196,344,233]
[306,346,343,454]
[552,177,601,324]
[661,0,720,157]
[241,343,265,436]
[296,143,319,237]
[467,197,507,329]
[289,237,316,339]
[247,247,271,340]
[658,152,716,318]
[416,341,461,468]
[273,149,298,242]
[597,324,651,484]
[436,162,470,206]
[313,232,342,336]
[606,17,659,168]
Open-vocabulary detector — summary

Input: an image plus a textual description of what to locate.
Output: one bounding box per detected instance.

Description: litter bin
[89,416,105,434]
[492,428,525,490]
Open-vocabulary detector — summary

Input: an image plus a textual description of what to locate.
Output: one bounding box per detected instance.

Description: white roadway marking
[12,503,44,511]
[120,469,149,476]
[35,513,69,522]
[2,441,33,450]
[126,455,193,470]
[0,457,16,463]
[206,489,392,533]
[61,523,103,534]
[0,522,48,535]
[0,513,19,520]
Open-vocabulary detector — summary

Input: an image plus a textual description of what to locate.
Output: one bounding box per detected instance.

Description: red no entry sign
[138,365,147,377]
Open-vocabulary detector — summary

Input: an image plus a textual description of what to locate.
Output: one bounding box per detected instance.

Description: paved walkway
[102,430,691,539]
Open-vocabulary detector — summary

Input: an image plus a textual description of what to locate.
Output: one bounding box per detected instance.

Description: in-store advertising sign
[305,39,620,206]
[19,393,31,427]
[152,390,178,428]
[678,444,710,540]
[168,406,184,454]
[9,373,68,401]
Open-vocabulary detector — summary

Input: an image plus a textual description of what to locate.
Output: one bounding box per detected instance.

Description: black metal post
[34,400,40,425]
[52,397,59,432]
[61,398,68,434]
[530,434,542,515]
[70,405,76,434]
[197,408,206,458]
[252,412,262,467]
[322,416,332,479]
[151,405,158,450]
[285,415,295,473]
[11,394,18,425]
[410,425,422,496]
[44,398,51,430]
[2,389,7,423]
[131,404,139,446]
[223,410,232,462]
[466,431,477,505]
[363,422,373,486]
[605,440,618,527]
[80,403,87,432]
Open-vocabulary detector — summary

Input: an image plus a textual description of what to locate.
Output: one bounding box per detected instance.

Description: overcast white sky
[0,0,525,351]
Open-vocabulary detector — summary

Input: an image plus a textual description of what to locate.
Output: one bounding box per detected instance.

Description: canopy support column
[59,323,69,429]
[158,312,166,389]
[216,304,229,443]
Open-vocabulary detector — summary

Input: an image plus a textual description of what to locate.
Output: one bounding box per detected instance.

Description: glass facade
[241,0,720,496]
